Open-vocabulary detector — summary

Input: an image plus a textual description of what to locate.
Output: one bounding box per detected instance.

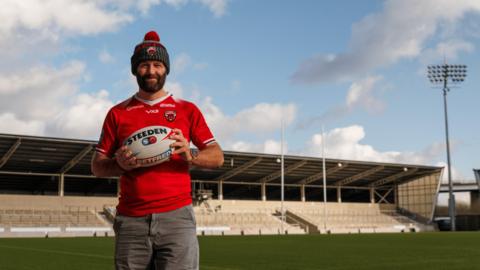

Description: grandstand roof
[0,133,442,189]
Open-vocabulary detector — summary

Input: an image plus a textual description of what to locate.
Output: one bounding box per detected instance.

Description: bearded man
[92,30,224,270]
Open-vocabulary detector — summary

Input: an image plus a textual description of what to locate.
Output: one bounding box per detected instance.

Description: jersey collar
[134,92,172,106]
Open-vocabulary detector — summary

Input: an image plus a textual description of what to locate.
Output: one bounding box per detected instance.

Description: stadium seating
[0,195,435,237]
[277,201,427,233]
[195,200,433,234]
[194,207,304,235]
[0,208,107,227]
[0,195,115,237]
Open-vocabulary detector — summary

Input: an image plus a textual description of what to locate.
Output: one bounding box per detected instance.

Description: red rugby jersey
[96,93,216,216]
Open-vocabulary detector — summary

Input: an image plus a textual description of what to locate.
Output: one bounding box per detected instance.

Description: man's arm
[91,146,141,177]
[189,143,224,168]
[170,128,224,169]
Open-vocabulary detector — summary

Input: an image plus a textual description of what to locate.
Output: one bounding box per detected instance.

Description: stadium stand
[196,200,434,234]
[0,133,446,236]
[0,195,115,237]
[194,200,304,235]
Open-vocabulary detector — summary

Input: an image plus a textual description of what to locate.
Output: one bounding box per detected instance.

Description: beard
[136,73,166,93]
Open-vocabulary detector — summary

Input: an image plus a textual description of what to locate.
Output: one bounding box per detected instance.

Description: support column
[301,185,306,202]
[337,187,342,203]
[370,187,375,203]
[261,183,266,201]
[470,192,480,212]
[218,181,223,201]
[394,184,398,206]
[58,174,64,197]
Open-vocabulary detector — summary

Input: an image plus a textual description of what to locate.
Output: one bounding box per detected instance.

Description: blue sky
[0,0,479,181]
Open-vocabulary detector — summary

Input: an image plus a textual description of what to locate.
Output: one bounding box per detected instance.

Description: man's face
[136,60,167,93]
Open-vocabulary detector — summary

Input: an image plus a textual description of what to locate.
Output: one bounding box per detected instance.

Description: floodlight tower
[427,63,467,231]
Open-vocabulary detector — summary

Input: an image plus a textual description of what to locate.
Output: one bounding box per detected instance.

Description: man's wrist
[188,148,199,165]
[113,157,126,174]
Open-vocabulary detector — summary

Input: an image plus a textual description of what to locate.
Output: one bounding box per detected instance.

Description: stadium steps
[279,210,320,234]
[273,210,320,234]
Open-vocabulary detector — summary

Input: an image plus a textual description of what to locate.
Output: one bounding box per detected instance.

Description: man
[91,30,224,270]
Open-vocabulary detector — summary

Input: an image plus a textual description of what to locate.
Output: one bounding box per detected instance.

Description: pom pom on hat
[144,31,160,42]
[131,30,170,75]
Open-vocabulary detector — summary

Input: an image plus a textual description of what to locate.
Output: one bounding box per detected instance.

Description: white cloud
[99,49,115,63]
[173,53,191,74]
[230,139,286,155]
[114,0,227,17]
[0,0,132,37]
[291,0,480,84]
[0,61,85,120]
[0,61,116,139]
[297,76,385,129]
[0,113,45,136]
[136,0,162,14]
[235,103,296,132]
[302,125,446,166]
[199,96,296,148]
[0,0,133,64]
[346,75,385,113]
[173,52,208,74]
[201,97,296,142]
[164,0,188,9]
[421,39,475,65]
[193,63,208,70]
[50,90,114,139]
[263,139,284,155]
[436,161,466,183]
[165,81,184,98]
[230,141,259,153]
[196,0,228,18]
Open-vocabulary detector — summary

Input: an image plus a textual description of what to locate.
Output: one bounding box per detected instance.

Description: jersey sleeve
[189,103,216,150]
[95,108,118,158]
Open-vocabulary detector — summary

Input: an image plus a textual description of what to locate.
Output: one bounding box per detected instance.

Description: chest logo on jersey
[146,109,159,114]
[160,103,175,108]
[127,105,144,111]
[164,110,176,122]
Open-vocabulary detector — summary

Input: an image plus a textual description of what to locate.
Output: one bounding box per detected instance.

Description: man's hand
[169,128,193,162]
[115,145,142,171]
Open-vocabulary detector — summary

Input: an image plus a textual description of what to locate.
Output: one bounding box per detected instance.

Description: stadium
[1,133,480,269]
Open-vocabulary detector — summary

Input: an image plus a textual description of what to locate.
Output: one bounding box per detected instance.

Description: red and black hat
[131,31,170,75]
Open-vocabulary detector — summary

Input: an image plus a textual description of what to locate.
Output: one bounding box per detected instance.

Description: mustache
[142,74,159,80]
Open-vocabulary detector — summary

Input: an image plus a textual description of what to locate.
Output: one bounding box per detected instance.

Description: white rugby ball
[123,126,175,167]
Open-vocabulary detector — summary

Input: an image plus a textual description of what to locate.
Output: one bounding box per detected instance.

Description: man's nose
[146,65,155,74]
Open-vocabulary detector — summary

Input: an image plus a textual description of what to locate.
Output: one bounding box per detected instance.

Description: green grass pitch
[0,233,479,270]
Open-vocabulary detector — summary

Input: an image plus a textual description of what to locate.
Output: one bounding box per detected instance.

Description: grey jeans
[113,205,199,270]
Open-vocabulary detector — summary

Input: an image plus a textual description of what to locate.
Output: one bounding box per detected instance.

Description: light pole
[427,63,467,231]
[322,126,327,232]
[280,117,285,234]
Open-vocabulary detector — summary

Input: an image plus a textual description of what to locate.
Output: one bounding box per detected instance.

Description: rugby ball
[123,126,175,167]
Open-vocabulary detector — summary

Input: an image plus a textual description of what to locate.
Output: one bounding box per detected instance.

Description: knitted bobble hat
[131,31,170,75]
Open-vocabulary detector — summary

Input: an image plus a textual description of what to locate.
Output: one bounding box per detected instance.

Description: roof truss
[299,163,348,185]
[59,145,93,174]
[215,157,263,182]
[335,165,384,186]
[260,160,308,183]
[0,138,21,169]
[371,168,418,187]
